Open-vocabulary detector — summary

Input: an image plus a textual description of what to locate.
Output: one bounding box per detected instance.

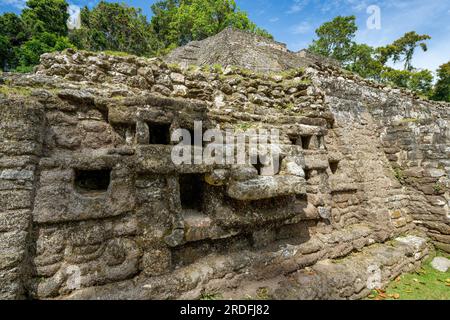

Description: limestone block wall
[0,49,442,299]
[0,98,45,299]
[312,63,450,252]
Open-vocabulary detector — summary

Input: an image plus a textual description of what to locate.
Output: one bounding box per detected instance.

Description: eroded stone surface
[0,28,448,300]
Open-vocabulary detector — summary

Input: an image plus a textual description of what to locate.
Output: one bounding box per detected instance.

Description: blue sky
[1,0,449,72]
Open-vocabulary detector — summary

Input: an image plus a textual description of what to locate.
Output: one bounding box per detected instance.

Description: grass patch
[0,85,32,96]
[280,67,305,79]
[199,291,223,300]
[102,50,133,57]
[368,252,450,300]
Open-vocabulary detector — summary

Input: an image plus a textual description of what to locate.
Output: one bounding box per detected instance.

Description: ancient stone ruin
[0,28,448,300]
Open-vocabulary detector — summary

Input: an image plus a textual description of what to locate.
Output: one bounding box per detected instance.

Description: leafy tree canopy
[21,0,69,36]
[69,1,161,56]
[150,0,272,49]
[432,62,450,102]
[308,16,438,100]
[308,15,357,63]
[377,31,431,71]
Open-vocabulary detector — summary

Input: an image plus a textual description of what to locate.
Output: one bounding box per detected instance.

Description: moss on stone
[102,50,134,57]
[0,85,32,97]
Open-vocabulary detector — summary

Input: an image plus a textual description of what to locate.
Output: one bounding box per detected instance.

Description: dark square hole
[74,169,111,194]
[301,135,312,149]
[288,135,299,145]
[304,169,312,181]
[179,174,204,211]
[148,122,171,145]
[329,160,339,174]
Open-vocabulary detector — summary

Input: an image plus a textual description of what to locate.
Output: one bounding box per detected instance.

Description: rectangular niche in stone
[148,122,171,145]
[74,169,111,194]
[179,174,204,212]
[301,135,312,149]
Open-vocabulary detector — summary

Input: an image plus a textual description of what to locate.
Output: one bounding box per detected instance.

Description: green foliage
[346,44,384,80]
[150,0,272,48]
[368,252,450,300]
[0,85,32,96]
[0,0,72,71]
[21,0,69,37]
[0,13,27,70]
[308,15,357,64]
[309,16,443,101]
[382,68,433,95]
[393,168,406,185]
[377,31,431,71]
[17,32,73,70]
[69,1,161,57]
[431,62,450,102]
[433,183,443,194]
[199,291,222,300]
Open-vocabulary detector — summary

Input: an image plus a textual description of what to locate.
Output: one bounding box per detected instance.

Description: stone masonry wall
[0,98,45,299]
[0,43,445,299]
[312,63,450,253]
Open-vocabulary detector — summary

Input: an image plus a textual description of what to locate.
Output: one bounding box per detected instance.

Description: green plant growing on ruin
[167,62,182,72]
[393,167,406,185]
[187,64,199,72]
[212,64,223,74]
[200,64,212,73]
[433,183,443,194]
[281,67,305,79]
[235,122,253,131]
[102,50,133,57]
[255,287,270,300]
[400,117,419,123]
[199,291,222,300]
[283,102,295,110]
[0,85,32,96]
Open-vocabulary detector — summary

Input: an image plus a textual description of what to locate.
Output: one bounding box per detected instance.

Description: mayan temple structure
[0,28,448,300]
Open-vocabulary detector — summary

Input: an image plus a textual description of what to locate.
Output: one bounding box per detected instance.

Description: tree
[346,44,384,80]
[381,68,433,96]
[377,31,430,71]
[432,62,450,102]
[69,1,161,56]
[150,0,272,49]
[308,15,357,63]
[0,0,72,71]
[21,0,70,37]
[0,13,27,70]
[16,32,73,72]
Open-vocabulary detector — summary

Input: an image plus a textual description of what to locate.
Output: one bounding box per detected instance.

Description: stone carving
[0,28,448,300]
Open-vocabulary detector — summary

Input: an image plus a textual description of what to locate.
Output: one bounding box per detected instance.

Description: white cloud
[412,40,450,72]
[291,22,312,34]
[269,17,280,23]
[1,0,26,9]
[289,40,310,51]
[287,0,309,14]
